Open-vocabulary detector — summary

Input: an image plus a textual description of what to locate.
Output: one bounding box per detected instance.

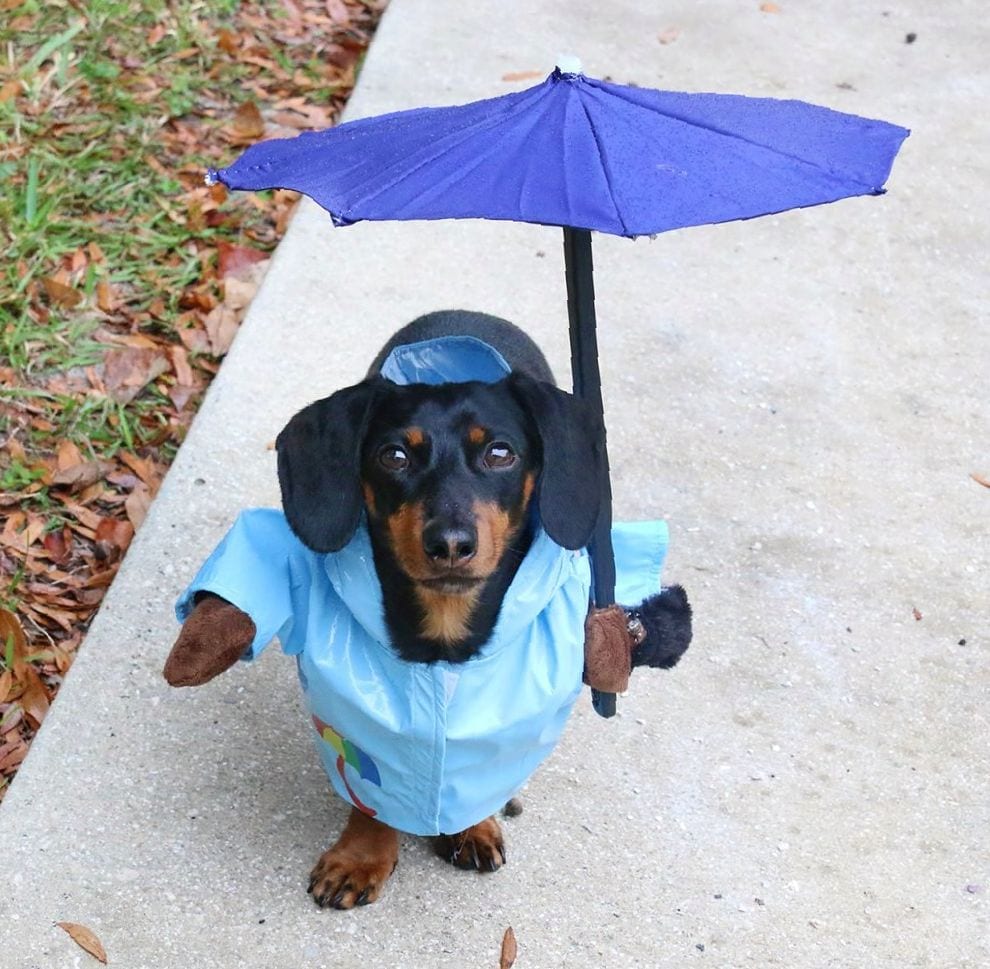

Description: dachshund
[165,310,607,908]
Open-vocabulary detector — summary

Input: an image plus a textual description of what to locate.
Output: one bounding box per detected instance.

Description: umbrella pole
[563,227,617,719]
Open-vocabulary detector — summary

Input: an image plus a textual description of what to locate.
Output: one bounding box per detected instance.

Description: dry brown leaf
[970,471,990,489]
[0,78,21,103]
[1,702,25,733]
[500,926,517,969]
[269,104,333,130]
[0,740,28,771]
[168,383,197,412]
[217,241,269,278]
[42,527,72,564]
[101,347,170,403]
[231,100,264,139]
[125,483,152,530]
[280,0,303,24]
[203,303,240,356]
[76,482,108,506]
[22,515,47,548]
[56,922,108,964]
[0,669,12,704]
[96,279,117,313]
[0,518,42,551]
[55,499,104,532]
[118,451,156,486]
[57,439,84,470]
[1,514,27,551]
[22,600,75,632]
[217,28,239,54]
[325,0,351,24]
[223,263,268,313]
[83,566,120,590]
[6,436,26,463]
[40,276,84,308]
[169,345,194,386]
[176,321,211,355]
[52,460,113,492]
[18,664,50,728]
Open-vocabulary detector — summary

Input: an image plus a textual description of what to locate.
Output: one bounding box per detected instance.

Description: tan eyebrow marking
[405,427,425,447]
[467,425,486,445]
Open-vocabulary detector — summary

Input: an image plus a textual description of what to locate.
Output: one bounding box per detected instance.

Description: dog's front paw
[308,809,399,909]
[434,817,506,872]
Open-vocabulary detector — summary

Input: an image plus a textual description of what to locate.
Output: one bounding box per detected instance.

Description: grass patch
[0,0,385,799]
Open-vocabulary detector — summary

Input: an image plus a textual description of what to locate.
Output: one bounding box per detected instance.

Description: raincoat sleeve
[175,508,313,659]
[612,520,670,605]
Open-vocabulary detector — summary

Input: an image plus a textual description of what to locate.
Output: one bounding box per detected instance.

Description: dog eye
[483,442,516,469]
[378,445,410,472]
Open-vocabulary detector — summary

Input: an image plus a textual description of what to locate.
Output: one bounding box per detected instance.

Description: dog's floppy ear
[276,379,380,552]
[508,373,604,549]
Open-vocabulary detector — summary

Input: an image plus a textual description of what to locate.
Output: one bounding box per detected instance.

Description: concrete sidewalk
[2,1,987,966]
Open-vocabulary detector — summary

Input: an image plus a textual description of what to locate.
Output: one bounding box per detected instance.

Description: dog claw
[356,888,372,906]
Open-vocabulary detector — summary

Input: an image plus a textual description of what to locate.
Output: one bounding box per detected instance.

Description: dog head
[276,373,603,576]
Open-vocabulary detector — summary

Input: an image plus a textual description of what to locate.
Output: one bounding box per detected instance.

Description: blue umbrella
[208,64,908,716]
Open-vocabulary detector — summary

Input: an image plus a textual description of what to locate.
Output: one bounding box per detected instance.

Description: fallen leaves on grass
[56,921,108,964]
[0,607,52,775]
[0,0,386,801]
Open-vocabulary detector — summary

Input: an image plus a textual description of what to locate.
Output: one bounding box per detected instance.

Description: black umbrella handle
[563,227,617,719]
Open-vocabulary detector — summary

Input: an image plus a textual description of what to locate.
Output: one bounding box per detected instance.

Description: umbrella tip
[555,54,583,76]
[204,168,220,187]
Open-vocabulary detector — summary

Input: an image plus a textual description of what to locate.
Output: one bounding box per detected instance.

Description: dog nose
[422,523,477,568]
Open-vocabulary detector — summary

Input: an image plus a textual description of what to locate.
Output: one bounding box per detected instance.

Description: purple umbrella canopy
[208,67,908,237]
[208,65,908,717]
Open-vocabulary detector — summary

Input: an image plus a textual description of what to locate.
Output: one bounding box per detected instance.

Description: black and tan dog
[165,310,608,907]
[278,310,603,665]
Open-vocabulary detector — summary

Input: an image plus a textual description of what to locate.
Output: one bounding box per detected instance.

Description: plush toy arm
[583,585,692,693]
[629,584,692,670]
[163,593,257,687]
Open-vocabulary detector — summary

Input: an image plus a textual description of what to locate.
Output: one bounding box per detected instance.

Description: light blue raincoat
[176,337,670,836]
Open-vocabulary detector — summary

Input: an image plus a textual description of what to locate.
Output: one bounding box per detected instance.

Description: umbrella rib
[574,97,631,235]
